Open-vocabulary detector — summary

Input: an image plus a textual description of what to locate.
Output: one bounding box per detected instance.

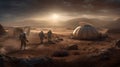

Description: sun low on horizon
[51,13,61,22]
[31,13,64,22]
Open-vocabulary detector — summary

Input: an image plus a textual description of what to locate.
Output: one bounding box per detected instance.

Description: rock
[67,44,78,50]
[29,56,53,64]
[99,52,110,61]
[52,50,69,57]
[11,56,53,67]
[54,38,64,42]
[115,40,120,48]
[0,24,6,35]
[73,52,80,55]
[47,41,56,44]
[58,38,63,41]
[0,55,4,67]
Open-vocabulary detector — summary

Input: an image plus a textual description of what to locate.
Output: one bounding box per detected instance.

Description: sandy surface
[0,28,120,67]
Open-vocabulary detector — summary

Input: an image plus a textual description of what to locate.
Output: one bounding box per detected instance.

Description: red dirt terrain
[0,28,120,67]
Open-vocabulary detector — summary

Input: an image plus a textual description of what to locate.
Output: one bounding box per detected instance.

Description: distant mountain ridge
[2,18,120,29]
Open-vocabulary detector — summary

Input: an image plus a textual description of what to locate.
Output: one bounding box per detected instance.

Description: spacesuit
[47,30,52,42]
[19,33,28,50]
[39,31,45,44]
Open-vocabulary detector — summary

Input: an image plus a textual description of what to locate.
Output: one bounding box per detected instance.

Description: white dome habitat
[73,25,101,40]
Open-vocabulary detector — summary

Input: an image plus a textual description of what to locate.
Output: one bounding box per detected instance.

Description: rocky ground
[0,28,120,67]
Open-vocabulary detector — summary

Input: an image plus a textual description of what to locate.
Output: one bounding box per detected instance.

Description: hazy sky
[0,0,120,22]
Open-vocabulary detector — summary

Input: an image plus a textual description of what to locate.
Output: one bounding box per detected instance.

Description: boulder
[98,52,111,61]
[66,44,78,50]
[8,56,53,67]
[52,50,69,57]
[0,55,4,67]
[115,40,120,48]
[73,52,80,55]
[54,38,64,42]
[0,24,5,35]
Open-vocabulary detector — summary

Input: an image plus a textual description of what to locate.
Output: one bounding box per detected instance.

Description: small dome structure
[73,24,100,40]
